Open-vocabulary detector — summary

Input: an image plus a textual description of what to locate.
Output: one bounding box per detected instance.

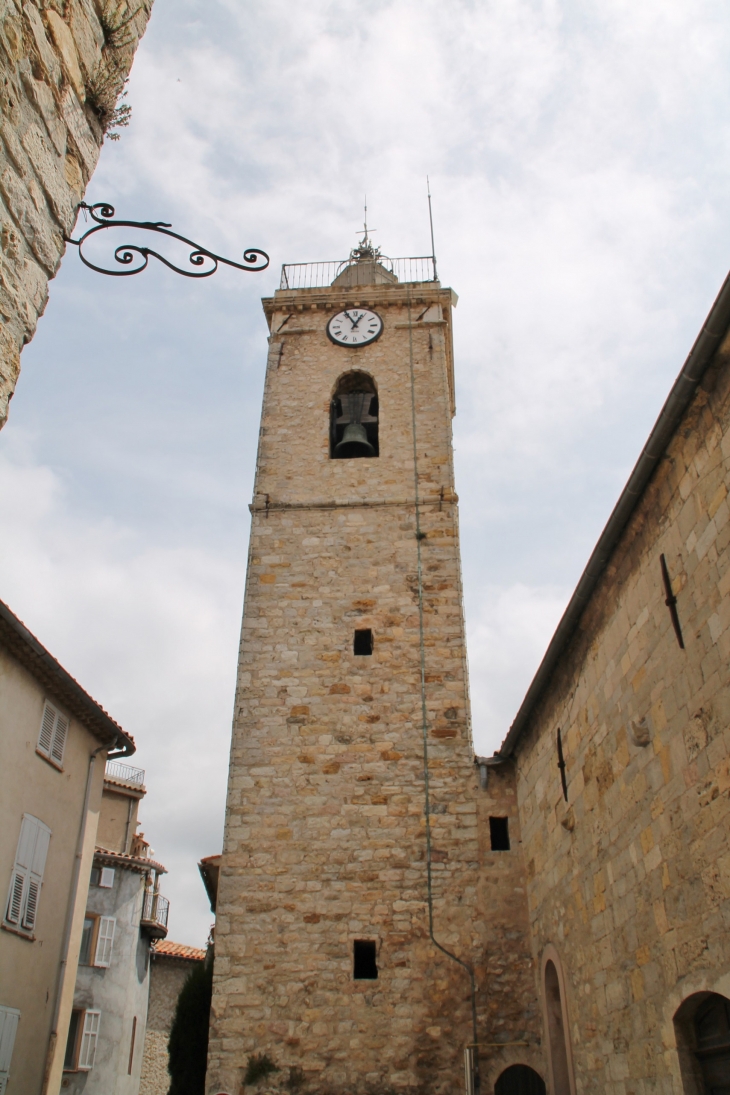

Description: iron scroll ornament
[64,202,269,278]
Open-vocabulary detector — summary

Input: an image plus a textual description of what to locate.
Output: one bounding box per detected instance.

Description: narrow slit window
[353,940,378,980]
[354,629,373,656]
[489,817,510,851]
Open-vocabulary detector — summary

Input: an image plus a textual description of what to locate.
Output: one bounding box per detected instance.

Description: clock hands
[343,310,364,330]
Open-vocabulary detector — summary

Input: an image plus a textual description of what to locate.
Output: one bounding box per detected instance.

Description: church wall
[474,761,546,1091]
[0,0,154,429]
[208,282,537,1095]
[512,333,730,1093]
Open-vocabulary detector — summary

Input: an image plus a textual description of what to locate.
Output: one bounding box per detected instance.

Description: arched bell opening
[674,991,730,1095]
[330,371,379,459]
[494,1064,546,1095]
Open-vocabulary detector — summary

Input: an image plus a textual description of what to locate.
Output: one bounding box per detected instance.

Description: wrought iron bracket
[65,202,269,278]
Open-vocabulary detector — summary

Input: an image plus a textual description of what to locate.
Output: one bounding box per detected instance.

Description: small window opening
[353,939,378,979]
[79,915,96,965]
[331,372,378,459]
[489,817,510,851]
[64,1009,83,1070]
[354,629,373,655]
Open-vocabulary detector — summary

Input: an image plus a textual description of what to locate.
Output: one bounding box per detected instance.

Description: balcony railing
[279,255,437,290]
[105,760,145,787]
[141,891,169,938]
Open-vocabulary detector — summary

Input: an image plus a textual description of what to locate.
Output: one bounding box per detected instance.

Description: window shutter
[94,918,116,967]
[22,879,39,931]
[4,816,51,932]
[37,702,69,766]
[0,1005,20,1095]
[5,873,25,925]
[99,867,115,888]
[38,703,56,756]
[22,819,50,931]
[78,1011,100,1070]
[50,712,69,765]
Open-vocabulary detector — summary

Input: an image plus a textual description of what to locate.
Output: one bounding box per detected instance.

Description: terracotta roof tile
[153,940,206,961]
[94,846,167,874]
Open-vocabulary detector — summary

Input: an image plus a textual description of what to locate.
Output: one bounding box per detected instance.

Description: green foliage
[168,956,213,1095]
[245,1053,279,1085]
[98,1,145,50]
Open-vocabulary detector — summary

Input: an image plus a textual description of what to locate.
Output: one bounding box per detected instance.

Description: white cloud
[0,442,242,944]
[466,582,570,756]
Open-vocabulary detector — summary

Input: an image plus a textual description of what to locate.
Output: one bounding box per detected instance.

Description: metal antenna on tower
[427,176,438,282]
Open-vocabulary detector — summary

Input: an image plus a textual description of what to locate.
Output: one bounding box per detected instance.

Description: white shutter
[22,818,50,931]
[78,1010,100,1070]
[99,867,115,888]
[36,701,69,766]
[37,703,56,756]
[5,873,24,925]
[0,1006,20,1094]
[4,816,51,933]
[50,712,69,765]
[94,917,116,967]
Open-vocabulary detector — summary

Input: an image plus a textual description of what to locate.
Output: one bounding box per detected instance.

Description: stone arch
[330,371,379,458]
[674,991,730,1094]
[540,945,576,1095]
[494,1063,546,1095]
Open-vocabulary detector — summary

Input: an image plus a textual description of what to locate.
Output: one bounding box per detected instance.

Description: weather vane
[65,202,269,278]
[351,197,380,262]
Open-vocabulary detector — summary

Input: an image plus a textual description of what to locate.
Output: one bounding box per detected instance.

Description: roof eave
[0,599,134,756]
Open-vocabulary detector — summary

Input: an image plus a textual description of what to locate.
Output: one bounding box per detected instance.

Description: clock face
[327,308,383,347]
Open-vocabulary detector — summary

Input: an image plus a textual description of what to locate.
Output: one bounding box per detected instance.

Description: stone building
[0,596,135,1095]
[62,761,169,1095]
[0,0,154,429]
[207,239,538,1095]
[139,940,207,1095]
[210,238,730,1095]
[496,272,730,1093]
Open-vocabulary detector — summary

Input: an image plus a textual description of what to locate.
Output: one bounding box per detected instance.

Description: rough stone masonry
[0,0,154,428]
[208,265,539,1095]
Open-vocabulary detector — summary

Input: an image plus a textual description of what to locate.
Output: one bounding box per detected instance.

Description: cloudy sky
[2,0,730,945]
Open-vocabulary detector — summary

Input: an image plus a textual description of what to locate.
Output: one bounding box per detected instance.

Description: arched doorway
[495,1064,546,1095]
[694,993,730,1094]
[541,947,575,1095]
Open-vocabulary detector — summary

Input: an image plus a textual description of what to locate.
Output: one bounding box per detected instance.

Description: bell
[334,422,375,458]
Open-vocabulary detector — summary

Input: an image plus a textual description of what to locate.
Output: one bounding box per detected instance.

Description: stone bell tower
[207,234,482,1095]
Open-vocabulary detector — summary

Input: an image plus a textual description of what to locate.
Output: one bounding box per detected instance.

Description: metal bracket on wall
[65,202,269,278]
[660,553,685,649]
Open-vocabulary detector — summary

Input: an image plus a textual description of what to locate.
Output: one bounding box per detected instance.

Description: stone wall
[140,954,201,1095]
[513,332,730,1091]
[0,0,153,428]
[208,280,536,1095]
[474,762,544,1090]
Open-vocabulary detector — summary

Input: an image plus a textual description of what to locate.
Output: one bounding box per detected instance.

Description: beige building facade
[63,764,170,1095]
[0,597,135,1095]
[0,0,154,429]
